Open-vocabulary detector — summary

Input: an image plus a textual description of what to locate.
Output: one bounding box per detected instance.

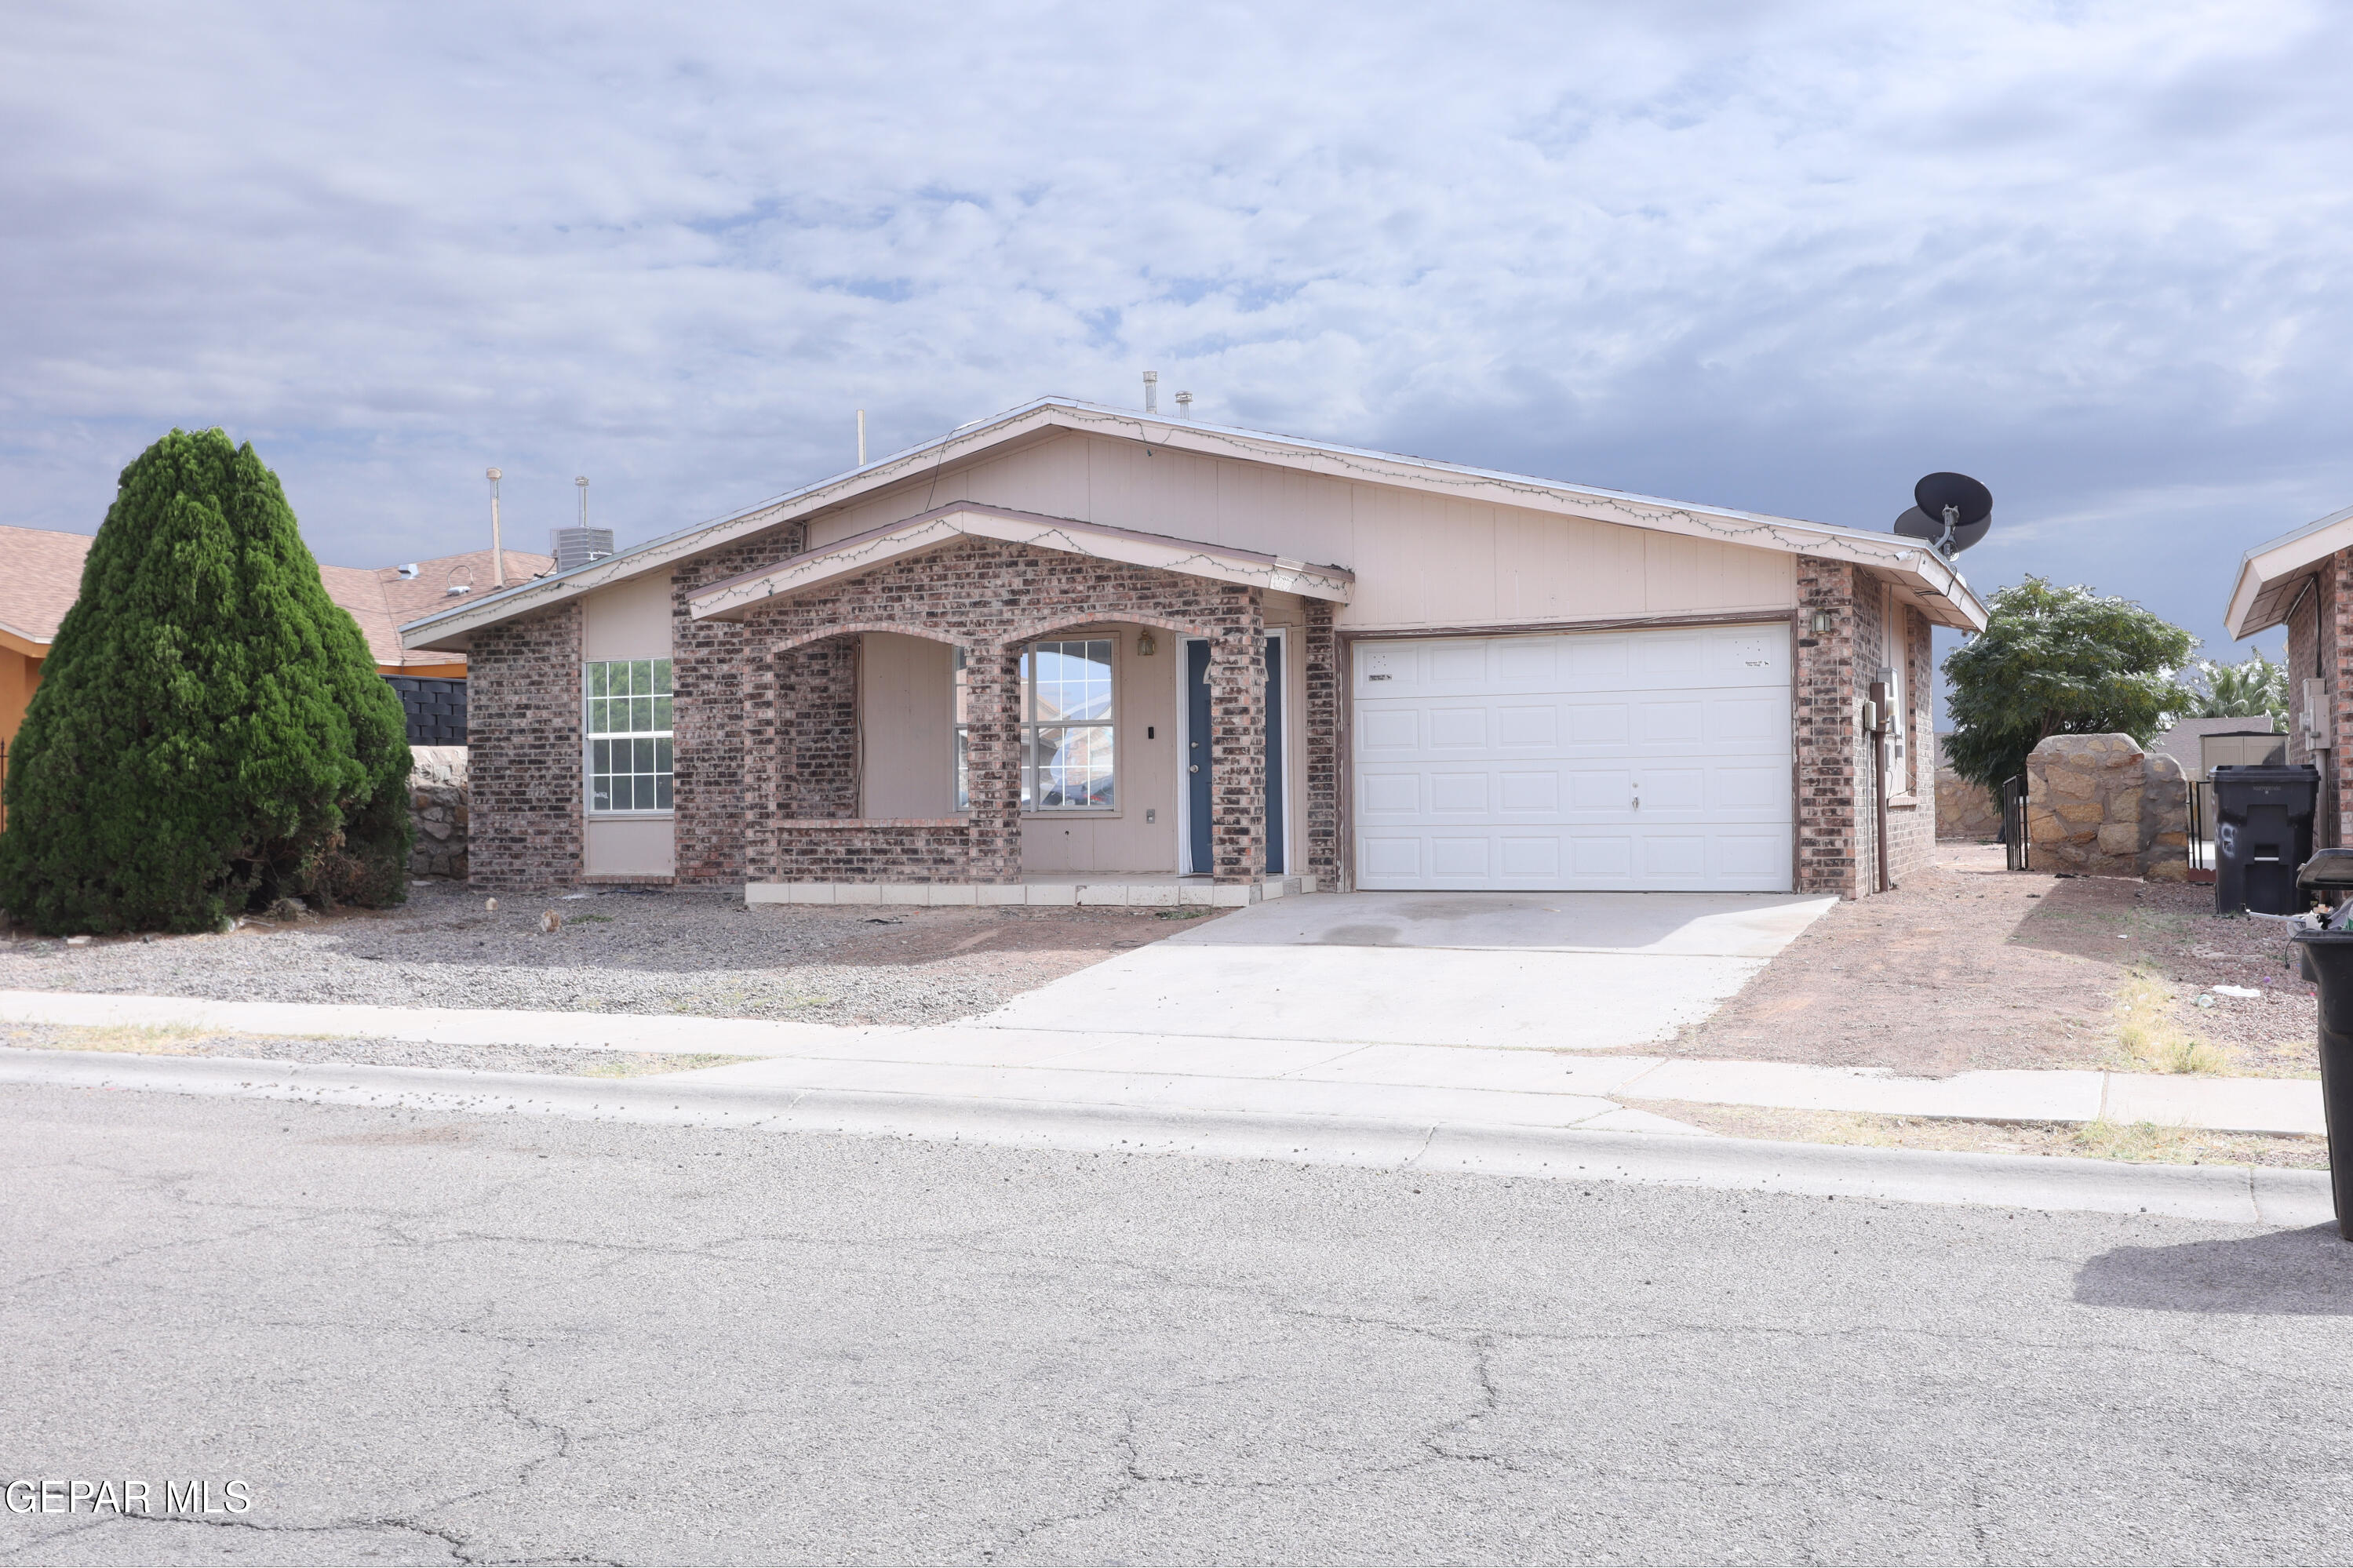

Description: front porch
[689,504,1350,897]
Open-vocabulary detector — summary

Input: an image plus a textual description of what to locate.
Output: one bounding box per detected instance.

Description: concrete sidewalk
[1,988,2326,1136]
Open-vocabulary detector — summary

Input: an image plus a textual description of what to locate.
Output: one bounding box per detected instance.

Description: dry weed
[2112,966,2231,1075]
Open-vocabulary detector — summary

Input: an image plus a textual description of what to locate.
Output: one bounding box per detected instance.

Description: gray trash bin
[2289,852,2353,1239]
[2213,763,2319,915]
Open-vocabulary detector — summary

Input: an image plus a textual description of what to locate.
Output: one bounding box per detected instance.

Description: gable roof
[402,397,1991,652]
[688,503,1356,623]
[2225,501,2353,639]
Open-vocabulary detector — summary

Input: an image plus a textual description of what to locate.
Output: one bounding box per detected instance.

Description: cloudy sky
[5,0,2348,681]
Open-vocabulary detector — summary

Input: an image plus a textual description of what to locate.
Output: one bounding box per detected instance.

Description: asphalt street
[3,1082,2351,1566]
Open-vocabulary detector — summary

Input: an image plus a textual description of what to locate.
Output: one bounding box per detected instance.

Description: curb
[0,1048,2330,1228]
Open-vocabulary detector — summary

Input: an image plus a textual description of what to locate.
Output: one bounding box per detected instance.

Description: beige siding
[860,633,955,818]
[583,571,674,660]
[584,817,676,876]
[804,433,1795,632]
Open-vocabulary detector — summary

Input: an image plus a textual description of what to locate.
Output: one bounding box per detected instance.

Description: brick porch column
[1302,598,1339,886]
[740,661,780,882]
[1794,556,1861,897]
[1208,597,1268,885]
[963,643,1023,882]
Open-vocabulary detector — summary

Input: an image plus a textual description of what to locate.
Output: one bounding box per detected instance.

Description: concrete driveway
[973,890,1835,1051]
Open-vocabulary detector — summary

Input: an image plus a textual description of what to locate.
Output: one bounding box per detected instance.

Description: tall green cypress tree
[0,429,411,934]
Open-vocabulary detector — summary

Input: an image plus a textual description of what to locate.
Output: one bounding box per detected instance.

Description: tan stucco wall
[860,632,955,818]
[804,431,1797,635]
[583,571,674,660]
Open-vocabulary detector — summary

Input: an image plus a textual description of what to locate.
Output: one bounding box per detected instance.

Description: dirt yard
[1667,843,2321,1079]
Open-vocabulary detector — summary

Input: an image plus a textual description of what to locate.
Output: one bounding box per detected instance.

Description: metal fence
[2002,774,2029,871]
[2187,780,2211,875]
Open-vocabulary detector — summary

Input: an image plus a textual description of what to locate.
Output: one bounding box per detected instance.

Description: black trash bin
[2213,763,2320,915]
[2289,851,2353,1239]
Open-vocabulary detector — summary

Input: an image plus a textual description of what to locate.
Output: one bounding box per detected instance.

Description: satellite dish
[1893,471,1993,556]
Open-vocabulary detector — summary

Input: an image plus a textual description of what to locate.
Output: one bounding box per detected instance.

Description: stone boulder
[2024,733,2188,882]
[408,744,470,881]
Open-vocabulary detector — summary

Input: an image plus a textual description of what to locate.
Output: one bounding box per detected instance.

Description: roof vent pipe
[1175,391,1193,419]
[1142,370,1158,415]
[486,467,504,588]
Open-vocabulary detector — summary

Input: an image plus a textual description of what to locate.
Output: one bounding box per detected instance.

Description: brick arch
[1002,608,1236,647]
[760,621,967,659]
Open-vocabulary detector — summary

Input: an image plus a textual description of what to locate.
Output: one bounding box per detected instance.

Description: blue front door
[1186,636,1284,876]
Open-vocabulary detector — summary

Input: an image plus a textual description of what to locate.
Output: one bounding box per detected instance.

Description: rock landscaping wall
[408,746,469,879]
[2024,733,2189,880]
[1934,737,2003,840]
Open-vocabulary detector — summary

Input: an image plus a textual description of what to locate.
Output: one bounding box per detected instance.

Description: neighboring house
[403,400,1986,900]
[2146,715,2282,780]
[0,523,548,759]
[2227,500,2353,844]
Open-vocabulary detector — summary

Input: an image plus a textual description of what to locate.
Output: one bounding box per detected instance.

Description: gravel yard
[0,880,1220,1026]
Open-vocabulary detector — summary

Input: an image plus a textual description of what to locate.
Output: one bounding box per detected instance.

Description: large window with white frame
[585,658,673,813]
[953,638,1117,811]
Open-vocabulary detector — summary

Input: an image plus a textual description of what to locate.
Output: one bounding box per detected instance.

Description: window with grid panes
[952,639,1116,810]
[585,659,673,812]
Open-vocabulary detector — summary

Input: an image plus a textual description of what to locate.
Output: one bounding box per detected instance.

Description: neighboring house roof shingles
[0,525,95,645]
[0,524,546,669]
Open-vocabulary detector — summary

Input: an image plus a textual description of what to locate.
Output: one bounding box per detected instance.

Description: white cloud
[2,0,2348,653]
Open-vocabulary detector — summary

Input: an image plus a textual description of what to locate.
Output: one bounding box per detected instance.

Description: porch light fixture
[1808,609,1834,635]
[1136,631,1156,656]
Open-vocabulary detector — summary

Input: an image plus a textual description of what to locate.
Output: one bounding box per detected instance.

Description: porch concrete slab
[1169,889,1837,958]
[2101,1073,2327,1137]
[970,944,1764,1050]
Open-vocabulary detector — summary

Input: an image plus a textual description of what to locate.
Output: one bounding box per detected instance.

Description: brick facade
[1792,558,1932,898]
[1302,598,1340,883]
[465,600,584,890]
[701,535,1309,886]
[465,534,1920,900]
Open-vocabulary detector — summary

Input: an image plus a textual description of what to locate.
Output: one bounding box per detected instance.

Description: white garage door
[1352,623,1794,892]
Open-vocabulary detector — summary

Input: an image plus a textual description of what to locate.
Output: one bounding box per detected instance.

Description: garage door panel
[1359,836,1421,879]
[1713,766,1787,811]
[1359,708,1420,754]
[1499,771,1560,813]
[1359,771,1422,816]
[1429,773,1490,813]
[1353,625,1790,891]
[1642,769,1706,810]
[1497,705,1558,747]
[1427,706,1488,749]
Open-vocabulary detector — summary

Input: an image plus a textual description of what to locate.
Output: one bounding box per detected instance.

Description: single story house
[2225,500,2353,843]
[399,399,1987,903]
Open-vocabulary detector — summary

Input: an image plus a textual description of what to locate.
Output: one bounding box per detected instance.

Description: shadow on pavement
[2074,1224,2353,1315]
